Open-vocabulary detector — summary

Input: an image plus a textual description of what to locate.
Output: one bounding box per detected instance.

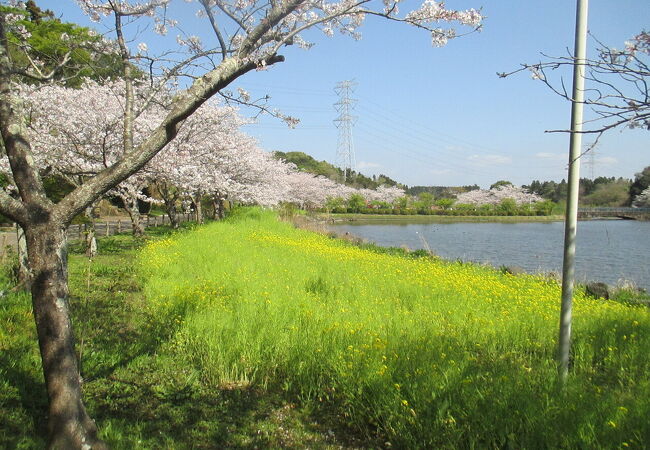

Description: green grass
[2,209,650,447]
[1,223,356,448]
[138,208,650,448]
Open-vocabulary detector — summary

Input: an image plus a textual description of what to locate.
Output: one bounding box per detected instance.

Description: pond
[330,219,650,291]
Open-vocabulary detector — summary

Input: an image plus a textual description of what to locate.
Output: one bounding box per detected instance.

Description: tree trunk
[211,197,219,220]
[194,193,203,224]
[164,200,180,229]
[216,197,226,220]
[83,207,97,259]
[16,223,31,289]
[26,223,106,449]
[123,196,145,237]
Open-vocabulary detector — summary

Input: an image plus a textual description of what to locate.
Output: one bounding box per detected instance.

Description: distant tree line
[274,150,650,212]
[274,151,403,190]
[405,184,479,198]
[524,168,650,207]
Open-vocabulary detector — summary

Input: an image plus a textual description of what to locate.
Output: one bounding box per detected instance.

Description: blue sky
[39,0,650,188]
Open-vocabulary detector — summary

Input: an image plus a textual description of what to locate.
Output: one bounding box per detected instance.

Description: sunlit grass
[140,208,650,448]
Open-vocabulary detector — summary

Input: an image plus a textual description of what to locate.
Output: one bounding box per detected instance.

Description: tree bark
[165,199,180,229]
[194,192,204,224]
[16,223,31,289]
[211,197,219,220]
[122,195,145,237]
[83,206,97,259]
[215,196,227,220]
[26,223,106,449]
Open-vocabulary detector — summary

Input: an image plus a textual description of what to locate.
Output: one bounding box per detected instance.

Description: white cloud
[357,161,381,170]
[468,154,512,166]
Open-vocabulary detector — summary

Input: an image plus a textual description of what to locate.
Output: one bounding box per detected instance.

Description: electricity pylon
[334,80,357,182]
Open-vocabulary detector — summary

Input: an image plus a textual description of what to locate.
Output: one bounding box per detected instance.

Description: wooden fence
[65,213,194,241]
[0,213,195,257]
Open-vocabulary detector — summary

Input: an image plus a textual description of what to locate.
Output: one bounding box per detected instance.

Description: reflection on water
[331,220,650,291]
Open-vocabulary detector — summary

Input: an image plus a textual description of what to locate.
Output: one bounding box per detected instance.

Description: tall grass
[140,207,650,448]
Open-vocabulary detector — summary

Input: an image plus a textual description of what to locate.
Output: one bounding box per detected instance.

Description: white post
[559,0,589,383]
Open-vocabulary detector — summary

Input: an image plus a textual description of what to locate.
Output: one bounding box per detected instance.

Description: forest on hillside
[276,150,649,208]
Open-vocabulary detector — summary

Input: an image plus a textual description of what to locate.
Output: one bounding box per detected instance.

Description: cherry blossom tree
[363,184,405,204]
[0,1,482,446]
[632,187,650,207]
[455,185,543,206]
[285,171,348,209]
[19,80,163,239]
[149,102,301,224]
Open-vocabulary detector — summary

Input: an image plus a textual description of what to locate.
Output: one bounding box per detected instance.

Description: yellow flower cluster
[139,214,650,447]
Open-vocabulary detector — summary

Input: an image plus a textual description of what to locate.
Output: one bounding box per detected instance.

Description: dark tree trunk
[123,195,145,237]
[26,223,106,449]
[157,183,181,229]
[216,197,226,220]
[164,199,180,229]
[194,193,203,224]
[211,197,219,220]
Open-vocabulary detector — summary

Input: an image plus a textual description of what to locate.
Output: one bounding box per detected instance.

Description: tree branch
[0,189,28,225]
[200,0,228,61]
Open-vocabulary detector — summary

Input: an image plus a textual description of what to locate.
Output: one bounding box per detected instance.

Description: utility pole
[334,80,357,182]
[559,0,589,383]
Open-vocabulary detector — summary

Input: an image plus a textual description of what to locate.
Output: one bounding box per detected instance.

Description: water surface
[331,219,650,291]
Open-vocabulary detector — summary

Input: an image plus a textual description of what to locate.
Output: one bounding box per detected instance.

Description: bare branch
[199,0,228,60]
[501,33,650,135]
[218,89,299,127]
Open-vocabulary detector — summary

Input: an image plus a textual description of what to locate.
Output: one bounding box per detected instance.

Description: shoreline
[321,213,565,224]
[295,214,649,296]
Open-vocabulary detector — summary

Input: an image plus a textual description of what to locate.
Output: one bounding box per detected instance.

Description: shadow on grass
[0,290,48,449]
[87,356,370,449]
[0,348,48,448]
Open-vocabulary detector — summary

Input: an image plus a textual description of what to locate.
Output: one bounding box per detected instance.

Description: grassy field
[141,208,650,447]
[2,209,650,447]
[0,225,356,448]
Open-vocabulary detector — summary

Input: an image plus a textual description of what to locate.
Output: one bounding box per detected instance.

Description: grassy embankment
[2,208,650,447]
[2,224,356,448]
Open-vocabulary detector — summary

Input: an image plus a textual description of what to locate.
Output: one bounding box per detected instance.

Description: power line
[586,144,597,179]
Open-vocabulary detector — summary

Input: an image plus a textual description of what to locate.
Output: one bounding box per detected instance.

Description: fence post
[117,220,121,234]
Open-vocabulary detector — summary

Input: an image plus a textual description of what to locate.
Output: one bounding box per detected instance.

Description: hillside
[273,151,403,190]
